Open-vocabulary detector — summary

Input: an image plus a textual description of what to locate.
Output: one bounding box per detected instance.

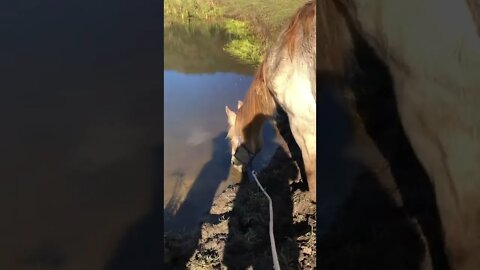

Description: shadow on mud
[107,133,230,270]
[222,114,304,269]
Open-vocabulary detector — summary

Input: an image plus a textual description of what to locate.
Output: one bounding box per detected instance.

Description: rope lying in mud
[251,170,281,270]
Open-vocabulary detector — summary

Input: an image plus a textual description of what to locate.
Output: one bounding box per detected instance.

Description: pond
[163,23,280,233]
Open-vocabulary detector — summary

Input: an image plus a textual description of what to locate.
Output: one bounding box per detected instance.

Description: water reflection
[164,23,252,75]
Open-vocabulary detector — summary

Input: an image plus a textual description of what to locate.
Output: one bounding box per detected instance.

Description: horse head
[225,101,259,173]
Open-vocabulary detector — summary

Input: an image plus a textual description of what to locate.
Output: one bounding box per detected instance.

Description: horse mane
[281,0,353,74]
[282,0,316,60]
[234,59,275,138]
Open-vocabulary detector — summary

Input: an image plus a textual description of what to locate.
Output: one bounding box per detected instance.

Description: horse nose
[231,157,243,168]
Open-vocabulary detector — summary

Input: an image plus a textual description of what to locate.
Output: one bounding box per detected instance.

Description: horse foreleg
[304,152,317,202]
[290,121,317,202]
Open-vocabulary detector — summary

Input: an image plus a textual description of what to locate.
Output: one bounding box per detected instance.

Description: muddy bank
[164,110,317,269]
[164,146,316,269]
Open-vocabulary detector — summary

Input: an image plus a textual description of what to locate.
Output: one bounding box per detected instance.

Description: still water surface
[163,24,279,233]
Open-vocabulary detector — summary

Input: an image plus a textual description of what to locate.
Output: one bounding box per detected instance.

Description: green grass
[223,19,263,65]
[223,19,250,38]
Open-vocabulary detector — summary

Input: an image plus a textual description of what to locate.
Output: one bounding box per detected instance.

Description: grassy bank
[219,0,305,43]
[219,0,305,64]
[222,19,263,65]
[164,0,306,65]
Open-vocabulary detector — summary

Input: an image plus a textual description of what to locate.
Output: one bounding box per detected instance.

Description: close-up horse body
[340,0,480,269]
[335,0,480,269]
[225,1,318,202]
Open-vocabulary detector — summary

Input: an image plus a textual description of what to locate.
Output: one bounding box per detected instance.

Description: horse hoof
[309,193,316,203]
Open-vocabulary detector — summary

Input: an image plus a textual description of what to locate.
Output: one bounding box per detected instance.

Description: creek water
[163,23,279,233]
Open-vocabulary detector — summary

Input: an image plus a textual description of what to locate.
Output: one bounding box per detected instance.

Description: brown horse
[225,1,317,202]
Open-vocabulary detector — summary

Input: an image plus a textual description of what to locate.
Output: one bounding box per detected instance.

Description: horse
[336,0,480,269]
[225,1,317,202]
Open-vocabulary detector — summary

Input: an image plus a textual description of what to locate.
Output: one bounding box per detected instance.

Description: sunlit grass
[223,19,263,65]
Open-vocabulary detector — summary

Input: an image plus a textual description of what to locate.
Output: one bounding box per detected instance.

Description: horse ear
[237,100,243,109]
[225,106,236,125]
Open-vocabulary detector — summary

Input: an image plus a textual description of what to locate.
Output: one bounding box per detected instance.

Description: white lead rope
[251,170,281,270]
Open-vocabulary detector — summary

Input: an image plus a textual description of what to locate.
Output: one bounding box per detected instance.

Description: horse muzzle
[231,156,245,171]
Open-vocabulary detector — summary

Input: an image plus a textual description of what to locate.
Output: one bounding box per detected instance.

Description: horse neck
[236,80,275,151]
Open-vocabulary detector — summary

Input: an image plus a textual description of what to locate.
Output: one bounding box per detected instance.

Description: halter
[232,142,257,184]
[232,136,256,168]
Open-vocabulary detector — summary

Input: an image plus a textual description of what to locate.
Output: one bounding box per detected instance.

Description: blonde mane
[281,1,316,60]
[228,60,276,146]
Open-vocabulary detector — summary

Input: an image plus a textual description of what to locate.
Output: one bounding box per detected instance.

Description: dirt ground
[164,112,317,269]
